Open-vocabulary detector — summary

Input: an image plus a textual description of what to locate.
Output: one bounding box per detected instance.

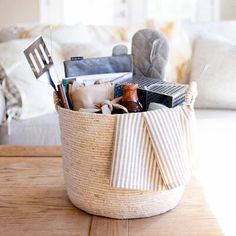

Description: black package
[116,76,188,111]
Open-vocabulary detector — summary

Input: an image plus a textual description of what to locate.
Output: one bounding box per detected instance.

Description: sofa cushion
[21,24,103,45]
[190,37,236,109]
[0,25,25,43]
[61,41,131,60]
[0,112,60,145]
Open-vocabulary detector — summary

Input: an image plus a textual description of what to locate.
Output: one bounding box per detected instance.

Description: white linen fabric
[190,36,236,109]
[111,112,165,191]
[111,105,195,191]
[143,106,194,189]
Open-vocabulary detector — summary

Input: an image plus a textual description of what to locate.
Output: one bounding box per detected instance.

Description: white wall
[127,0,147,25]
[0,0,40,26]
[40,0,64,24]
[194,0,221,22]
[220,0,236,20]
[63,0,114,25]
[0,0,235,27]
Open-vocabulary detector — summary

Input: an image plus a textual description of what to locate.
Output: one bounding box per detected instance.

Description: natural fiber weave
[58,108,185,219]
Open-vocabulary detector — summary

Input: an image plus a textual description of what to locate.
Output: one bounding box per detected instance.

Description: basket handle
[53,91,60,111]
[184,82,198,109]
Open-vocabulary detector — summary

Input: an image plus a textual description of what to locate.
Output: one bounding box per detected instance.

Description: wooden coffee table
[0,146,223,236]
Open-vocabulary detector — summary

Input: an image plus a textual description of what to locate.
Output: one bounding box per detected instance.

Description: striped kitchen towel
[111,112,166,191]
[110,105,195,191]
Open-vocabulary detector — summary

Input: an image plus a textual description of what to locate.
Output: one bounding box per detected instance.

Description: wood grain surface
[0,146,61,157]
[0,157,223,236]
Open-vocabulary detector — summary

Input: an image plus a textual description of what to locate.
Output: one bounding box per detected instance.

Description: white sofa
[0,21,236,146]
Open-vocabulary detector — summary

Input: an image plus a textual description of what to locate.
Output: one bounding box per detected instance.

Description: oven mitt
[132,29,169,80]
[70,81,114,111]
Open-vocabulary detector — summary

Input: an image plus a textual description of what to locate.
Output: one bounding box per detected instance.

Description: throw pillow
[0,64,21,123]
[0,38,64,77]
[62,41,131,61]
[159,22,191,84]
[190,36,236,109]
[0,26,25,43]
[0,38,64,119]
[21,24,92,45]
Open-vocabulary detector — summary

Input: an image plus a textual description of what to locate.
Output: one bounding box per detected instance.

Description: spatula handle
[47,71,57,92]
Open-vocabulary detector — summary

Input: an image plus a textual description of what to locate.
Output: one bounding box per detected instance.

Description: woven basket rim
[58,105,188,118]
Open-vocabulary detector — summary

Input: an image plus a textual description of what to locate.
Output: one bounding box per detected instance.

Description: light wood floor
[0,147,224,236]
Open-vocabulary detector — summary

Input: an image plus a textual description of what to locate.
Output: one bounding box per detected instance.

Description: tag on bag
[64,55,133,78]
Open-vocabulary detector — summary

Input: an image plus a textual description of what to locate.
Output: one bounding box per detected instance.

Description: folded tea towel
[111,105,195,191]
[111,112,165,191]
[143,106,195,189]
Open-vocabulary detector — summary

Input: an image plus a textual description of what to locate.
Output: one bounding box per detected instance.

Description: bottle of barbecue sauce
[121,83,143,113]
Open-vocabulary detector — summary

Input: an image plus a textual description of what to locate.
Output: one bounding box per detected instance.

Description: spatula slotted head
[24,36,53,79]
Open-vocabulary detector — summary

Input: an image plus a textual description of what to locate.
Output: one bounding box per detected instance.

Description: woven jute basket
[58,107,185,219]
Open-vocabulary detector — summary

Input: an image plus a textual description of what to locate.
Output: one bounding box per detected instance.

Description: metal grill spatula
[24,36,57,91]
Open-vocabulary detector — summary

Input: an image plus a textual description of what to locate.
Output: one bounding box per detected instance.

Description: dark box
[116,76,188,110]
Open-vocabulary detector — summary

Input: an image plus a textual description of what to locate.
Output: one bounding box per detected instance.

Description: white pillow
[190,37,236,109]
[0,26,24,42]
[8,63,56,119]
[0,38,64,77]
[62,41,131,60]
[87,25,123,43]
[28,24,92,45]
[0,38,65,119]
[50,24,92,44]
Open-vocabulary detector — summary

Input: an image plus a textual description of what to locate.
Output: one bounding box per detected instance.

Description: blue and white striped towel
[110,105,195,191]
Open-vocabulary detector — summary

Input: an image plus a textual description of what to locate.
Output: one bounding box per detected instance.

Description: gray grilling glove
[132,29,169,80]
